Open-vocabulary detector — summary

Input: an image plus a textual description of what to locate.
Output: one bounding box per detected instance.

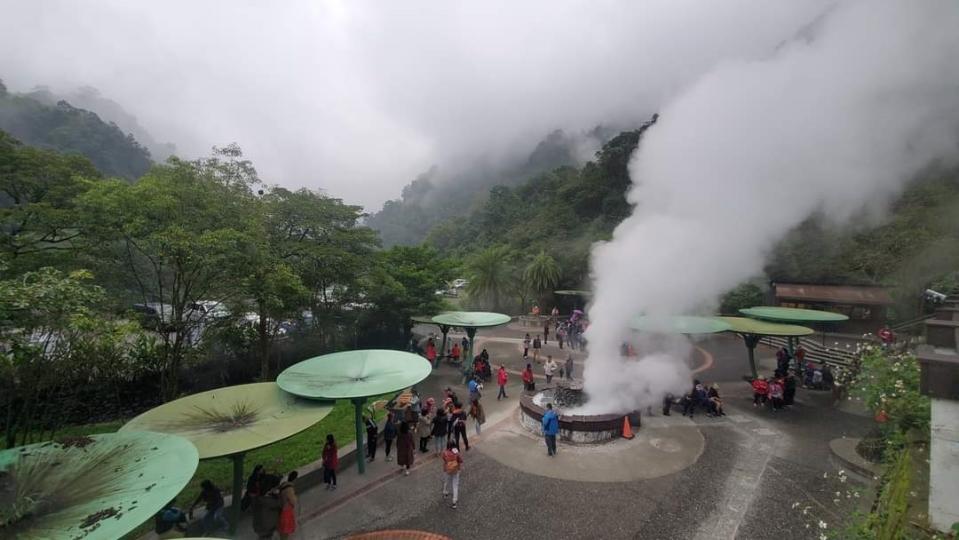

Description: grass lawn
[16,397,389,538]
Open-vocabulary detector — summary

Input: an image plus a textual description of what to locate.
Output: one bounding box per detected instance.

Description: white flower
[839,476,847,483]
[819,520,828,529]
[792,502,801,509]
[833,498,840,504]
[835,491,841,497]
[820,534,828,540]
[823,472,828,478]
[853,492,860,498]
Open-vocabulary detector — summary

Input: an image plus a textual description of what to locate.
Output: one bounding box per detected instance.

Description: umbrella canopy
[719,317,815,337]
[121,383,333,459]
[554,290,593,297]
[631,315,732,335]
[277,349,432,400]
[738,306,848,324]
[430,311,511,329]
[1,431,198,540]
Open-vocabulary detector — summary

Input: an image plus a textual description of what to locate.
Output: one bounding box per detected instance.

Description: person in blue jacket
[542,403,559,456]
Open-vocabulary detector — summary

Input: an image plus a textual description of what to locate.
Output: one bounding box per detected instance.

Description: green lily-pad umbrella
[0,431,198,540]
[740,306,848,367]
[277,350,432,474]
[630,315,732,335]
[720,316,814,378]
[431,311,511,369]
[121,383,333,533]
[554,289,592,297]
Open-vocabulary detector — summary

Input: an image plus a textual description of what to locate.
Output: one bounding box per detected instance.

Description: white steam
[583,0,959,413]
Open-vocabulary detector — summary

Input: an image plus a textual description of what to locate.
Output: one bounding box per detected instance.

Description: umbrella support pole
[466,328,477,375]
[229,452,245,534]
[743,334,761,379]
[438,325,450,369]
[353,397,367,474]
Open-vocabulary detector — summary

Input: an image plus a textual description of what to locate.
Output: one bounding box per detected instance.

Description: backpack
[443,450,461,473]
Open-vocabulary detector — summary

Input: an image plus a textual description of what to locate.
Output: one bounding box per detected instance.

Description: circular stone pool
[518,380,637,443]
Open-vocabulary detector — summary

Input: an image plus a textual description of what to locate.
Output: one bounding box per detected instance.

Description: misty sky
[0,1,828,209]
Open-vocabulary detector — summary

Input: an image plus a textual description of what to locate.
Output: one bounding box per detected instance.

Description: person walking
[189,479,229,535]
[461,336,470,359]
[468,376,482,403]
[542,403,559,456]
[251,486,282,540]
[276,471,298,540]
[322,434,338,490]
[365,415,378,461]
[496,365,509,400]
[426,339,437,367]
[523,333,531,358]
[397,422,415,475]
[431,408,448,454]
[543,320,550,344]
[769,378,785,411]
[783,373,797,406]
[469,398,485,436]
[417,410,433,452]
[441,440,464,509]
[557,324,566,350]
[544,355,557,384]
[532,334,543,362]
[522,363,535,392]
[565,354,574,380]
[383,412,397,461]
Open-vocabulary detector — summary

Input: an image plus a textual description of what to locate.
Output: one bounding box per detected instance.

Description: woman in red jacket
[497,365,509,400]
[752,376,769,406]
[322,434,338,490]
[522,363,535,392]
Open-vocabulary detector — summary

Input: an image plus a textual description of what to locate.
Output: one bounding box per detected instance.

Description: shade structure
[277,350,432,400]
[719,317,816,337]
[631,315,732,335]
[554,289,593,297]
[121,382,332,533]
[278,349,432,475]
[720,317,814,378]
[121,382,334,459]
[738,306,849,323]
[0,431,198,540]
[430,311,512,329]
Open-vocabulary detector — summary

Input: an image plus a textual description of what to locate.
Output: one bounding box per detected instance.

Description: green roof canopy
[277,349,432,400]
[739,306,848,323]
[1,431,198,540]
[410,314,442,324]
[630,315,732,335]
[554,290,592,297]
[121,383,333,459]
[430,311,511,329]
[719,316,815,337]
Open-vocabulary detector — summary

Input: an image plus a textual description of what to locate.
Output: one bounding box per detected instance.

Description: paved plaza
[227,327,872,540]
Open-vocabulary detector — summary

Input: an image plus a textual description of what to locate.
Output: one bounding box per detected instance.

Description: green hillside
[0,80,152,180]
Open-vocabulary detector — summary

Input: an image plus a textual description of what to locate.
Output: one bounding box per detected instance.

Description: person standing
[417,410,433,452]
[461,336,470,358]
[426,339,437,367]
[442,440,464,509]
[469,398,485,436]
[752,376,769,406]
[383,412,397,462]
[468,376,482,403]
[365,415,378,461]
[189,480,229,535]
[397,421,415,475]
[523,333,531,358]
[564,354,574,380]
[276,472,298,540]
[769,378,785,411]
[783,373,797,406]
[557,324,566,350]
[322,434,338,490]
[251,488,282,540]
[543,320,550,344]
[431,408,448,454]
[452,402,470,450]
[497,365,509,400]
[522,363,535,392]
[532,334,542,362]
[451,342,461,364]
[544,355,557,384]
[542,403,559,456]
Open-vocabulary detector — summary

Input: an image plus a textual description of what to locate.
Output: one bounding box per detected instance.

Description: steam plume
[583,0,959,413]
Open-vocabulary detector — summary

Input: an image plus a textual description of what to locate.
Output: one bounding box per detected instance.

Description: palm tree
[465,245,516,311]
[523,250,561,307]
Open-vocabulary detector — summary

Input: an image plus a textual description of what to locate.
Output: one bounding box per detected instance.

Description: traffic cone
[622,416,635,440]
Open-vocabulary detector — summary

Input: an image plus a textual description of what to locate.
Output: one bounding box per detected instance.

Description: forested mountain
[0,79,153,180]
[366,126,616,247]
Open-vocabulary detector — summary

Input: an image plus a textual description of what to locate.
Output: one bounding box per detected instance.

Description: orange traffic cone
[622,416,635,440]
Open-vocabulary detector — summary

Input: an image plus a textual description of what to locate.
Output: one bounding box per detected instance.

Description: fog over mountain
[0,1,829,209]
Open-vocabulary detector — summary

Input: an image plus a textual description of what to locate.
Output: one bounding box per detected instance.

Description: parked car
[132,303,174,331]
[186,300,230,322]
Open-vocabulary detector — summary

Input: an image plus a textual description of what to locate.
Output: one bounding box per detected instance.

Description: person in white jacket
[544,355,558,384]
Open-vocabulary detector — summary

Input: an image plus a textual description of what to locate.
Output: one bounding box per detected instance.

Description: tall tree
[465,244,517,312]
[523,250,560,307]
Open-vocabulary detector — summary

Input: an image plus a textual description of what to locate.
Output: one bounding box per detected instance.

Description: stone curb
[828,437,883,480]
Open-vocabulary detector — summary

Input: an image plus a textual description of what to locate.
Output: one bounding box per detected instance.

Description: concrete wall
[930,398,959,530]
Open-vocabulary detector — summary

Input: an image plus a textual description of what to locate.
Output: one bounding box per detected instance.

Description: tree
[523,250,560,307]
[718,283,765,314]
[77,148,258,399]
[0,130,102,271]
[465,244,517,312]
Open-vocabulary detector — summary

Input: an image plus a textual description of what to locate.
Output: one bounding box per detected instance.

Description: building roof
[774,283,893,306]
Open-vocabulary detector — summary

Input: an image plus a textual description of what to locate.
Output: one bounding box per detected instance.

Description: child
[322,434,338,490]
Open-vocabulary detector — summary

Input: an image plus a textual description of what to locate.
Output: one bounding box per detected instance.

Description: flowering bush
[850,345,930,450]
